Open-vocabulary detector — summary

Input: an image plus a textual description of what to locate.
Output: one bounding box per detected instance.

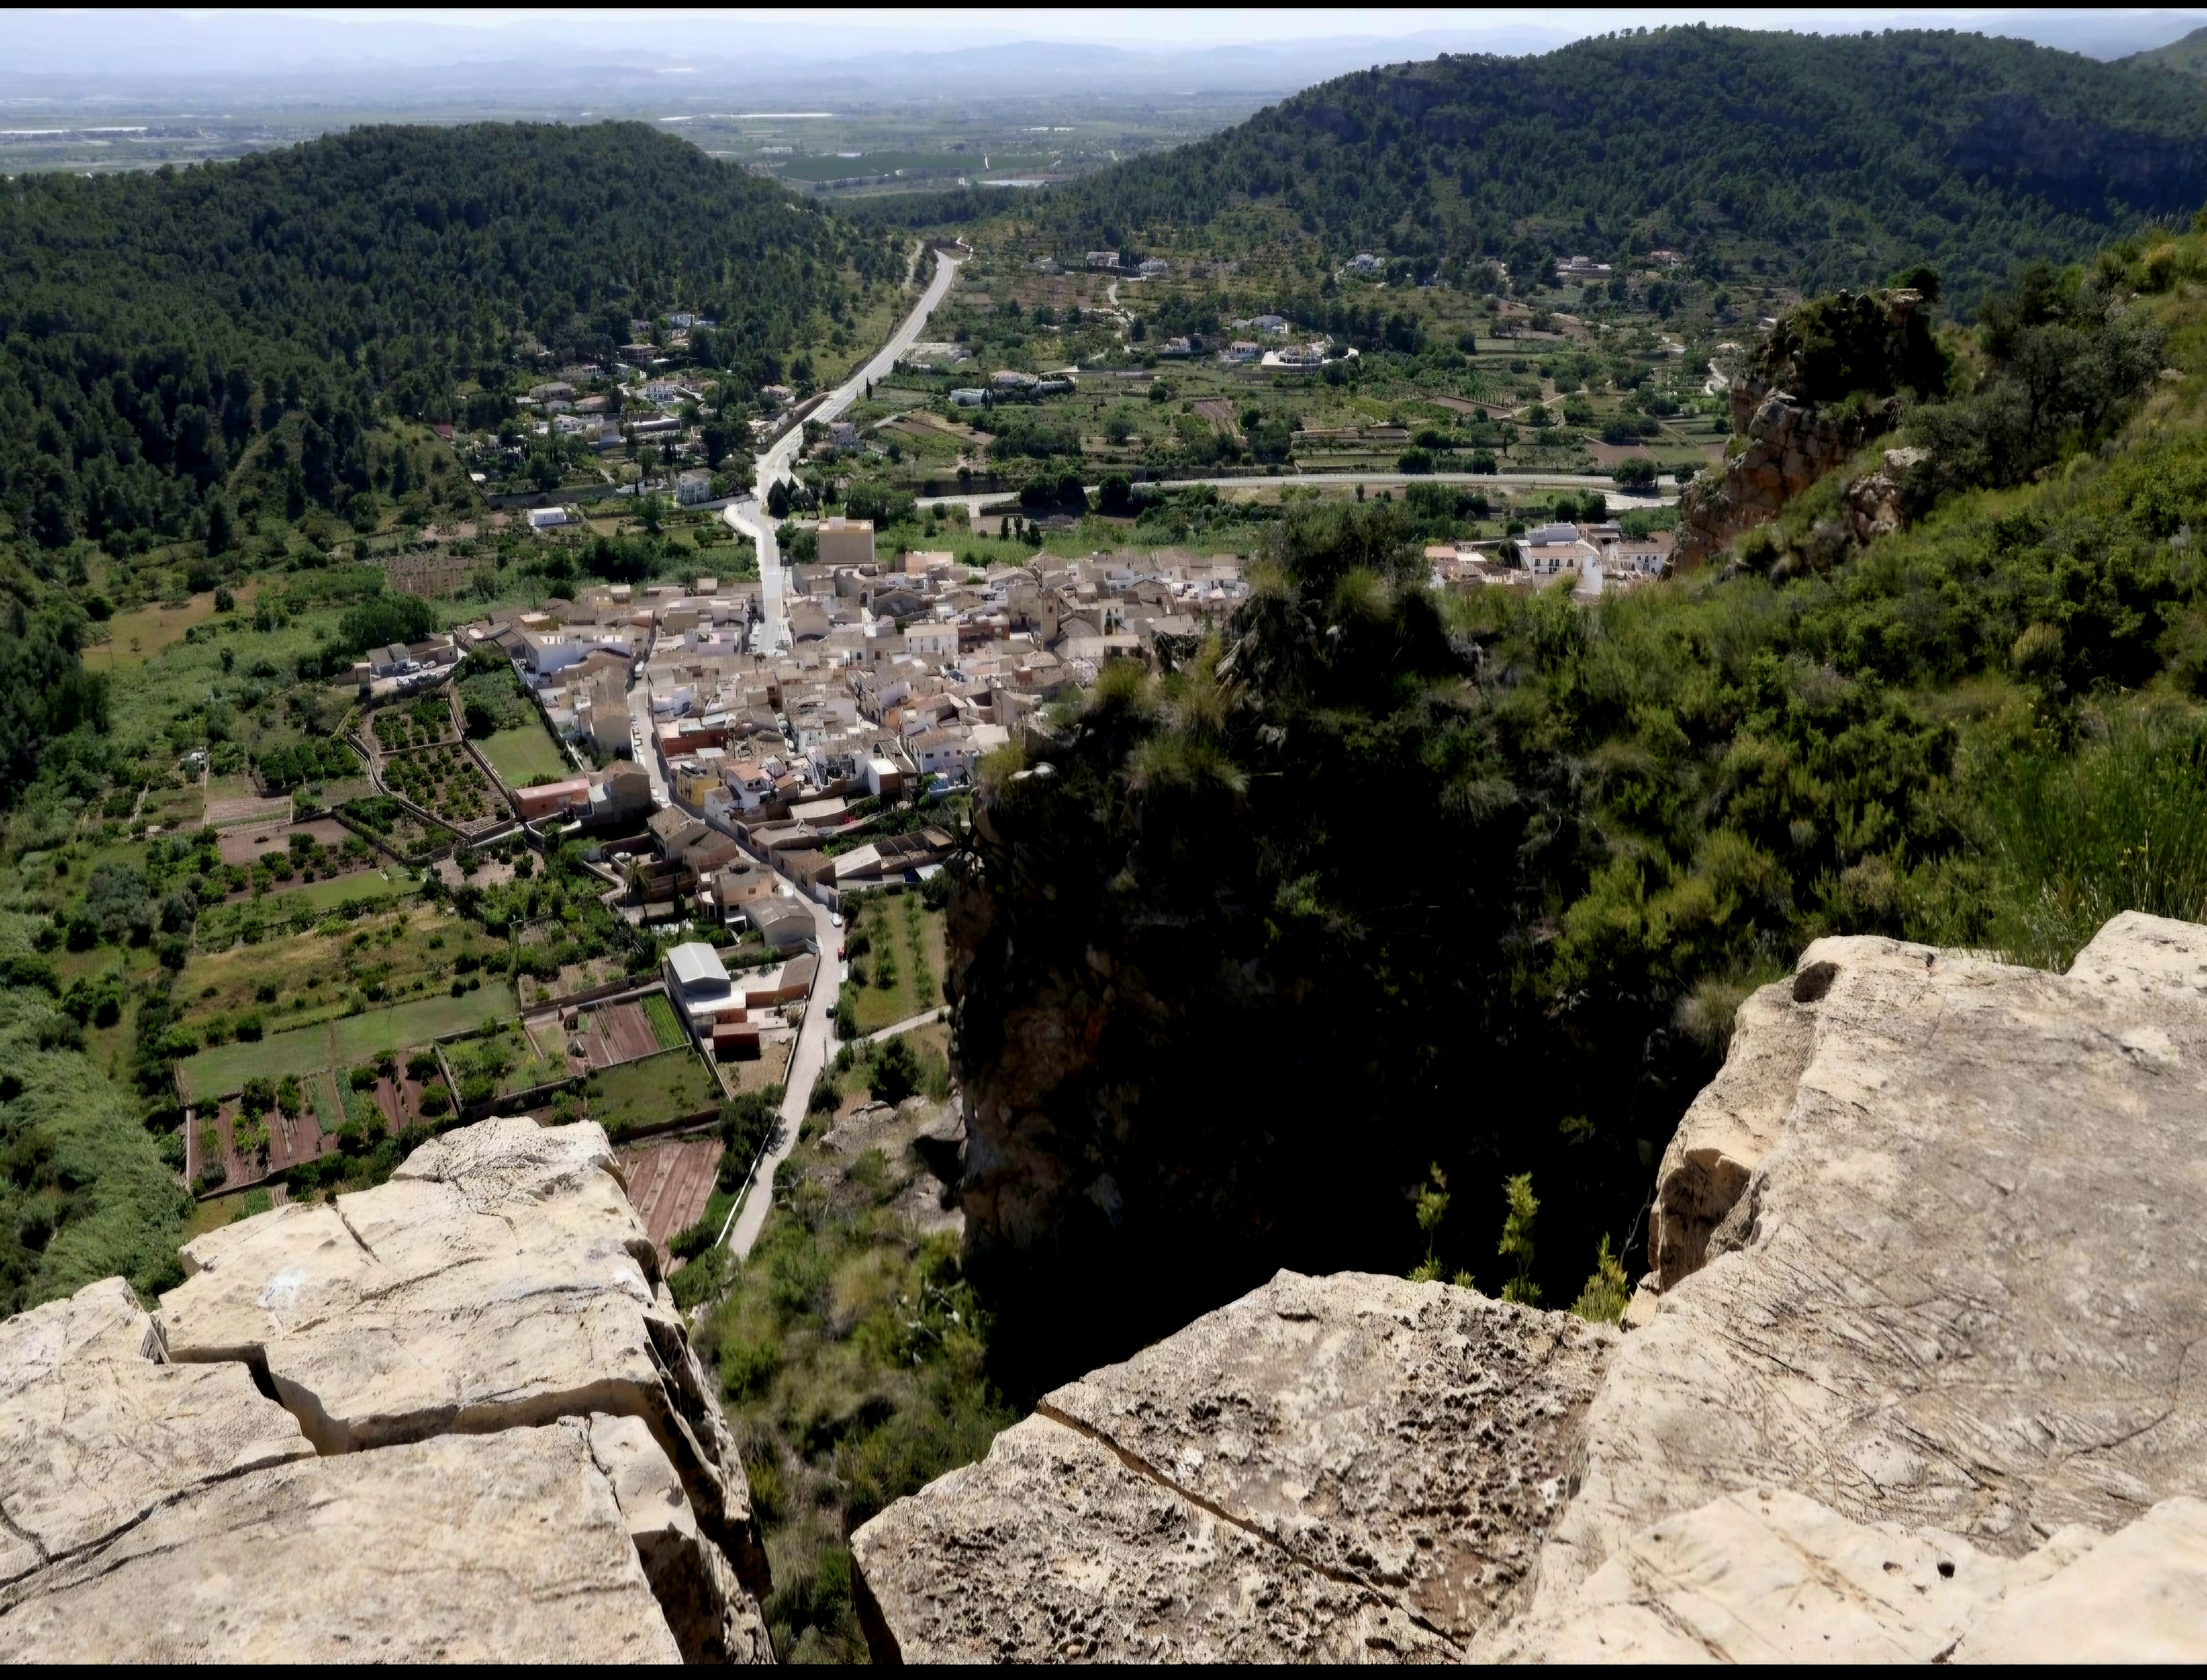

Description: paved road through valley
[729,887,842,1260]
[725,246,963,648]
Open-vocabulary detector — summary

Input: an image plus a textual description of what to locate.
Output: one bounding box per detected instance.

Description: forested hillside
[0,122,902,552]
[998,27,2207,309]
[953,223,2207,1375]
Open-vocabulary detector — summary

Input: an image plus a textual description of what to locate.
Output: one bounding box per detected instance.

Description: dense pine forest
[0,123,902,555]
[914,27,2207,311]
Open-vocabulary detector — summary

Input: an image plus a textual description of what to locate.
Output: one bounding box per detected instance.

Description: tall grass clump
[1980,711,2207,969]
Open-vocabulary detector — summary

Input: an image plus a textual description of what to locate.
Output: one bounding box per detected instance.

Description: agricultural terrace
[838,891,947,1035]
[379,744,505,829]
[339,795,447,860]
[193,868,419,950]
[445,1015,571,1106]
[582,1047,723,1140]
[176,981,521,1103]
[369,692,458,753]
[180,892,497,1037]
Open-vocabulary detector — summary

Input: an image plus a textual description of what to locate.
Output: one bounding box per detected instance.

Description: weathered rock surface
[854,1410,1457,1663]
[1486,1486,2207,1663]
[1676,289,1929,567]
[1551,917,2207,1607]
[851,1270,1614,1660]
[1676,383,1894,566]
[1645,977,1812,1292]
[1,1423,683,1662]
[590,1411,773,1664]
[0,1276,311,1586]
[159,1115,762,1591]
[858,912,2207,1664]
[816,1095,965,1239]
[0,1117,772,1663]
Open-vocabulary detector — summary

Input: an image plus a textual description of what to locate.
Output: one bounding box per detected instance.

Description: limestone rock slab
[852,1271,1612,1660]
[851,1411,1454,1663]
[590,1411,772,1665]
[0,1276,310,1586]
[162,1133,664,1453]
[157,1119,766,1600]
[1487,1485,2207,1664]
[1954,1496,2207,1663]
[0,1422,684,1663]
[1042,1270,1614,1643]
[1647,978,1811,1291]
[1537,920,2207,1610]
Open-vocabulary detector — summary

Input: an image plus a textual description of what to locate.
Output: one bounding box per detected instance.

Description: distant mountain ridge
[1007,26,2207,308]
[2125,23,2207,74]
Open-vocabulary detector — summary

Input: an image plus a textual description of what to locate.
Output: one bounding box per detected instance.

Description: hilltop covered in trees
[964,27,2207,309]
[0,122,903,553]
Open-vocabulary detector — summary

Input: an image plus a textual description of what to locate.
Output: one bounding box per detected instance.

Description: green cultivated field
[331,985,520,1062]
[265,870,415,913]
[642,992,687,1050]
[179,982,520,1100]
[178,1023,343,1102]
[587,1048,721,1138]
[478,722,570,787]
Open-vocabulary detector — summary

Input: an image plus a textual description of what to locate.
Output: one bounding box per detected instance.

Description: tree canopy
[997,27,2207,309]
[0,122,902,549]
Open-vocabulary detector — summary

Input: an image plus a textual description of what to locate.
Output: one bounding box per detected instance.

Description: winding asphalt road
[710,249,970,1259]
[725,247,964,648]
[727,888,841,1261]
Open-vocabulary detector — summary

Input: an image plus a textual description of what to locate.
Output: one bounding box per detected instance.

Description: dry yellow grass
[86,583,262,669]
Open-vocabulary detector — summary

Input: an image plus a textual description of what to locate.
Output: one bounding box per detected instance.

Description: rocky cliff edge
[853,912,2207,1663]
[0,1116,771,1664]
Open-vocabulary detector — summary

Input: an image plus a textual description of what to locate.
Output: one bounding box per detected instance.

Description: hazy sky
[224,8,2207,49]
[14,8,2207,66]
[7,8,2204,94]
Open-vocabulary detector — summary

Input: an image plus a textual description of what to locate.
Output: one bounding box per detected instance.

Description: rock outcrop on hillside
[0,1117,771,1664]
[854,913,2207,1664]
[1677,287,1936,567]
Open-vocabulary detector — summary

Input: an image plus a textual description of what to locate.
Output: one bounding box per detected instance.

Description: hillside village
[16,18,2207,1665]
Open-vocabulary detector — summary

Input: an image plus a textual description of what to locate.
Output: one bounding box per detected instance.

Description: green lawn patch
[330,983,519,1063]
[179,1022,337,1103]
[263,869,414,913]
[478,720,570,788]
[586,1047,721,1139]
[642,992,687,1050]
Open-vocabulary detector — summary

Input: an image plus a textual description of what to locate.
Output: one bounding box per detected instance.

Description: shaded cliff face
[934,514,1696,1390]
[862,912,2207,1664]
[941,506,1745,1389]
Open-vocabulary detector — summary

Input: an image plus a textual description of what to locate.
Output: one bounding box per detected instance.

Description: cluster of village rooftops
[350,517,1242,897]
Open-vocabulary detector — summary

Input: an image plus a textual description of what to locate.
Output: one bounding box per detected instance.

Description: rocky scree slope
[0,1116,771,1663]
[855,912,2207,1663]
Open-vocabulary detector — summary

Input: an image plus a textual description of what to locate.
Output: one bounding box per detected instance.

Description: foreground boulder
[4,1422,688,1662]
[0,1118,770,1663]
[851,1270,1615,1660]
[0,1276,311,1587]
[854,914,2207,1664]
[1562,917,2207,1591]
